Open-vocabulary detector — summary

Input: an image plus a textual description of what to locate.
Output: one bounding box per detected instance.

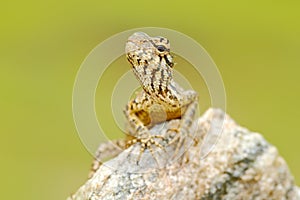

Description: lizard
[89,32,198,177]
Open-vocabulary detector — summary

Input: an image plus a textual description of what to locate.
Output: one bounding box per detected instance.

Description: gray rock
[68,109,299,200]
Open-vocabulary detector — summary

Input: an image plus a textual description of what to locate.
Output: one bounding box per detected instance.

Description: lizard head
[125,32,174,93]
[125,32,174,68]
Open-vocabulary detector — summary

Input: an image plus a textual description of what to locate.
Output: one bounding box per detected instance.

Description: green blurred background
[1,1,299,199]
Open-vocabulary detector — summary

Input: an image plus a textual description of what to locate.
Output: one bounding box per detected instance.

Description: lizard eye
[157,45,167,52]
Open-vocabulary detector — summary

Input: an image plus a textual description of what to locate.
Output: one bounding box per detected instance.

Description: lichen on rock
[68,109,299,200]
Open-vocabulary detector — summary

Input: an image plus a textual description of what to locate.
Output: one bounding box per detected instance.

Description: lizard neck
[132,61,173,95]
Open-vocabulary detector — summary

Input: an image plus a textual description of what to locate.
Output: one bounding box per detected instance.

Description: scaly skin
[89,32,198,177]
[125,32,198,163]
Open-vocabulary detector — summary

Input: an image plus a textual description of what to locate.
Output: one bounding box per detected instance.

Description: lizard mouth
[163,54,174,68]
[125,32,174,70]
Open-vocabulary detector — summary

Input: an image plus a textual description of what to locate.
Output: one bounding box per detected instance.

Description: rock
[68,109,299,200]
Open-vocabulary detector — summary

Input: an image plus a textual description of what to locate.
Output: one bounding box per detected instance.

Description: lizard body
[124,32,198,160]
[89,32,198,177]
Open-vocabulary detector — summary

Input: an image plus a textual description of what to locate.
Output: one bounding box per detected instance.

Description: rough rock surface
[68,109,300,200]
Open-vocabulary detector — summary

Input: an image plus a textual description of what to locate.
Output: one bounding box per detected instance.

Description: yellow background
[1,1,299,199]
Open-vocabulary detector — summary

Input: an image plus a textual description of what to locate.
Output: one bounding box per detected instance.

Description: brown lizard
[89,32,198,177]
